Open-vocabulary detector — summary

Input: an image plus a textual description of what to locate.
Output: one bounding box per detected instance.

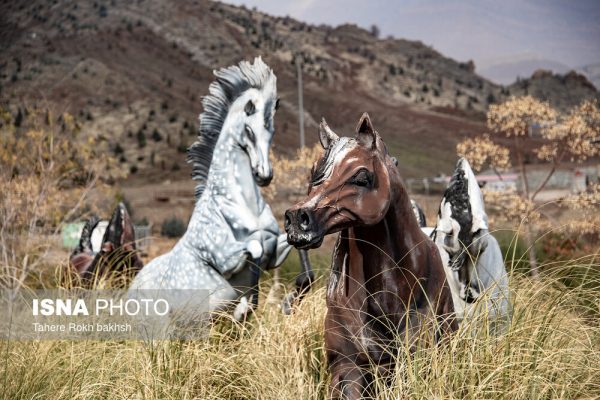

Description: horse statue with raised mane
[130,57,312,320]
[285,113,456,399]
[431,158,511,330]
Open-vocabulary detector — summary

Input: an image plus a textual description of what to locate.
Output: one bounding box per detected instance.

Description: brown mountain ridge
[1,0,598,182]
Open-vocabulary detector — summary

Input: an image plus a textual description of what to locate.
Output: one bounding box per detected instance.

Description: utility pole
[296,55,305,148]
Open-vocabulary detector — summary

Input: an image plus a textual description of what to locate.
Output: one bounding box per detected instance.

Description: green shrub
[161,216,186,237]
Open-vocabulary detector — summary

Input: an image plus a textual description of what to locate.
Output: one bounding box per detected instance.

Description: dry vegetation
[263,144,323,201]
[1,259,599,399]
[0,107,123,289]
[457,97,600,278]
[1,97,599,399]
[4,0,597,184]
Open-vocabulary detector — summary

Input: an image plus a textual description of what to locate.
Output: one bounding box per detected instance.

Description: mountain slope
[578,63,600,91]
[479,58,571,85]
[0,0,597,182]
[508,70,599,111]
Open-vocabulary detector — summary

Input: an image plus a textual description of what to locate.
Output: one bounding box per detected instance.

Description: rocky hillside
[1,0,598,182]
[579,63,600,91]
[479,58,571,86]
[508,70,599,111]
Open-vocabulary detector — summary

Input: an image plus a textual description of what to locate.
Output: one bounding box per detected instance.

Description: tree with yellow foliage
[263,144,323,201]
[0,107,125,289]
[457,96,599,278]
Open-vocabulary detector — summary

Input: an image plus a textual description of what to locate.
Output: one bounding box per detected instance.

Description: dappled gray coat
[129,58,292,320]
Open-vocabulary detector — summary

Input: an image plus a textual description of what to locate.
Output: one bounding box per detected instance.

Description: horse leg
[269,234,315,314]
[265,267,282,305]
[228,260,262,321]
[206,269,252,322]
[282,249,315,314]
[232,296,251,321]
[296,249,314,294]
[233,265,259,322]
[265,233,291,306]
[329,361,368,400]
[273,233,293,267]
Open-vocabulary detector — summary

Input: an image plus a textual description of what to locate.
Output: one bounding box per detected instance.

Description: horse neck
[350,174,425,280]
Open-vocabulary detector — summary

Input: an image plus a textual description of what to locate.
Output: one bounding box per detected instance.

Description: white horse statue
[130,57,312,321]
[415,158,511,330]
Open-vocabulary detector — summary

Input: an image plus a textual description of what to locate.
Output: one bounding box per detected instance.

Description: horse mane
[188,57,276,199]
[310,138,356,186]
[440,162,474,260]
[410,199,427,227]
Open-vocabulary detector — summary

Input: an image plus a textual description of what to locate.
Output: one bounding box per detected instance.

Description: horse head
[434,158,489,272]
[227,70,278,186]
[285,113,395,249]
[189,57,279,197]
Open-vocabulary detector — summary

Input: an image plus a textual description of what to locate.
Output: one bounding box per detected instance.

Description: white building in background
[475,165,598,194]
[412,164,598,197]
[434,170,518,193]
[474,172,518,192]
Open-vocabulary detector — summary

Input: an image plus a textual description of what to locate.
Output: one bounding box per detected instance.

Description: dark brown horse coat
[285,113,456,399]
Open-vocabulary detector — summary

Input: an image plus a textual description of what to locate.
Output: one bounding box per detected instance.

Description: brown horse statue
[285,113,456,399]
[70,202,143,286]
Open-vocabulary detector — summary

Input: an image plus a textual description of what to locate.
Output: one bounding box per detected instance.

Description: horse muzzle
[284,208,324,249]
[253,169,273,186]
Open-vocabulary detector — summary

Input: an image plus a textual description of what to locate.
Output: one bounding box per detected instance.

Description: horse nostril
[284,211,292,231]
[298,210,311,231]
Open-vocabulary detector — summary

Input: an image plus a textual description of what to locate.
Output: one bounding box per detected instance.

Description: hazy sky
[221,0,600,71]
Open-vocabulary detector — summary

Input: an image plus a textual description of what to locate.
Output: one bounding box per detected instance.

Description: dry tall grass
[1,106,599,399]
[1,257,599,399]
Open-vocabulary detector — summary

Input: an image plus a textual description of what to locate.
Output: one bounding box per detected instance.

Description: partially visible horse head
[188,57,279,197]
[285,113,395,249]
[434,158,488,270]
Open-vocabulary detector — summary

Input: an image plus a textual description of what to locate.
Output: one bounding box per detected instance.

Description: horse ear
[355,112,377,149]
[319,118,338,149]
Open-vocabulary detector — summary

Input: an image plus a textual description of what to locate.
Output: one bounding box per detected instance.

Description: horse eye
[350,170,372,187]
[275,98,280,110]
[444,235,454,248]
[244,100,256,116]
